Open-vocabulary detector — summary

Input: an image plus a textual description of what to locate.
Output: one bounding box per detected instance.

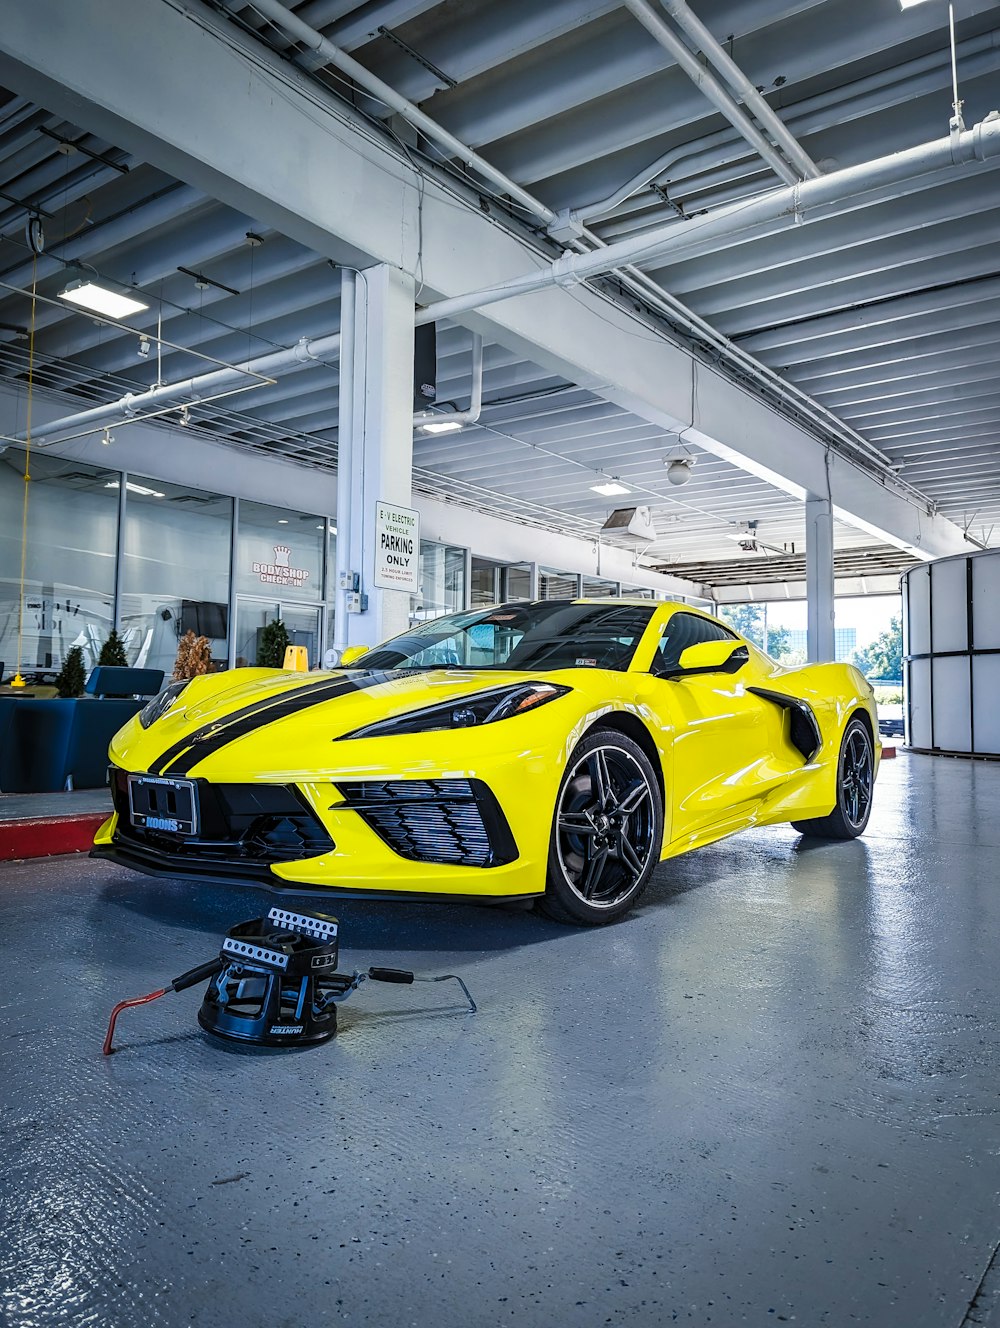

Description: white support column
[806,494,836,663]
[335,264,416,650]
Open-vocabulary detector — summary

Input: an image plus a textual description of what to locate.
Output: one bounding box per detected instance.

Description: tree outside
[718,604,792,661]
[851,615,902,683]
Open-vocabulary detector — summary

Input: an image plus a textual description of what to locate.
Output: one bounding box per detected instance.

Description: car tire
[538,727,664,926]
[791,714,875,840]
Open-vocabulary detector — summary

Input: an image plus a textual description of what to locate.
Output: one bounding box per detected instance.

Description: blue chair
[64,699,145,790]
[85,666,164,699]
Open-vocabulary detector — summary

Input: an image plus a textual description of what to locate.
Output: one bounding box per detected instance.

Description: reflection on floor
[0,753,998,1328]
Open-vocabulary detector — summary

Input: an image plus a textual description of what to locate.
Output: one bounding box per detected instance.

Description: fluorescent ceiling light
[898,0,933,7]
[420,419,463,434]
[277,518,289,524]
[105,480,164,498]
[59,278,149,319]
[591,481,631,496]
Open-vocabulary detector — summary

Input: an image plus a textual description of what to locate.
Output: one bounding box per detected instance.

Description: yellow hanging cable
[11,255,39,688]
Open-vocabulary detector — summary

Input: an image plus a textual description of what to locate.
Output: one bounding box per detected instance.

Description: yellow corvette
[93,600,879,925]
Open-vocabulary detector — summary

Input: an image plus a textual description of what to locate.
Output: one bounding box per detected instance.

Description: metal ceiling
[1,0,998,584]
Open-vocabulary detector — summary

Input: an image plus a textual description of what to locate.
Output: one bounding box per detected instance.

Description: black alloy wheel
[791,714,875,839]
[539,728,663,926]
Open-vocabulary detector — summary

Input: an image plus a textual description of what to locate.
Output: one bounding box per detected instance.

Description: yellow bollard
[283,644,309,672]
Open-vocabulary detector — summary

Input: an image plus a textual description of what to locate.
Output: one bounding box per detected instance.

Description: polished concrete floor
[0,788,112,822]
[1,753,998,1328]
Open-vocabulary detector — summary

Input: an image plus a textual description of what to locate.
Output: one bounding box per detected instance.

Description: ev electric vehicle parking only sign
[374,502,420,593]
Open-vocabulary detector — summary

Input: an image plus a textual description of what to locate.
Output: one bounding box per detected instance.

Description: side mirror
[670,640,749,677]
[337,645,368,668]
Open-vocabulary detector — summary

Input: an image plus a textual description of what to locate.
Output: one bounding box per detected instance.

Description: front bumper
[95,736,564,899]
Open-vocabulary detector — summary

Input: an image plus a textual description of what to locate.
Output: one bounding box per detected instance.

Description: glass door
[235,597,323,668]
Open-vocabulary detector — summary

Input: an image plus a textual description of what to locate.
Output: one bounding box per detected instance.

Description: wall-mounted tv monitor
[180,600,228,640]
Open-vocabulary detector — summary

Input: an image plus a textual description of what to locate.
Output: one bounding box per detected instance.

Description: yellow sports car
[93,600,879,925]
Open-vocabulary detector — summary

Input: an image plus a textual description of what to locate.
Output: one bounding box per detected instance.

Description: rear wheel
[538,728,663,926]
[791,715,874,839]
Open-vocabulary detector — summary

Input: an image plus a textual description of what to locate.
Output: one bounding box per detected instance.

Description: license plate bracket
[127,775,198,836]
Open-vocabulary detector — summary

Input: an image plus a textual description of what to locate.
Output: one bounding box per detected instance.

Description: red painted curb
[0,814,107,862]
[881,746,897,759]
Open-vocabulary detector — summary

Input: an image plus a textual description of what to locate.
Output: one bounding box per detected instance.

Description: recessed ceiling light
[420,419,463,434]
[898,0,933,8]
[278,518,289,524]
[591,481,631,497]
[59,279,149,319]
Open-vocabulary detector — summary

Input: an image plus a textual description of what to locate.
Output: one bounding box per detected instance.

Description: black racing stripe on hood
[150,672,395,777]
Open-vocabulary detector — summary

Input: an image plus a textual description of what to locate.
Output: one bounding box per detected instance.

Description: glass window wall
[236,501,324,601]
[582,577,620,597]
[0,453,118,677]
[120,476,232,675]
[411,541,466,622]
[539,568,581,599]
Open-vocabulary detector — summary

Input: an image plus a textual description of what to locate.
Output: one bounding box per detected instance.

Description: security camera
[137,335,151,358]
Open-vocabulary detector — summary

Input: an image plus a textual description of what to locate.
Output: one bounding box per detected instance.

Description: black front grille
[110,770,334,865]
[336,778,518,868]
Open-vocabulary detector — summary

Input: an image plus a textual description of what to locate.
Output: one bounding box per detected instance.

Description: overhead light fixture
[419,419,463,434]
[58,278,149,319]
[665,457,695,486]
[137,335,150,359]
[105,480,164,498]
[278,518,289,524]
[898,0,933,8]
[591,480,631,497]
[101,428,114,447]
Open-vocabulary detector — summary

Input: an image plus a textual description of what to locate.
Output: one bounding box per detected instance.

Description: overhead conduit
[620,0,813,188]
[583,29,1000,233]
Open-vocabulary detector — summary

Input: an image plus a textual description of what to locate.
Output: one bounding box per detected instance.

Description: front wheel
[538,728,664,926]
[792,715,874,839]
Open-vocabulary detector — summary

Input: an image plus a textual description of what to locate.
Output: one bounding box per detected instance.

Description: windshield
[355,602,656,672]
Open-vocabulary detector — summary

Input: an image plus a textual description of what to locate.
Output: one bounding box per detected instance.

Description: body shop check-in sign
[374,502,420,593]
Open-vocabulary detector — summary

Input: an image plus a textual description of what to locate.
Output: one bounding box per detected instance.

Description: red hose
[102,988,170,1056]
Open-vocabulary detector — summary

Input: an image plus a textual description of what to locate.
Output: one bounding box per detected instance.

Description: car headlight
[341,682,570,739]
[138,680,190,729]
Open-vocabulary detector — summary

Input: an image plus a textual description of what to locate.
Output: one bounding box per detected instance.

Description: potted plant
[173,631,212,681]
[257,619,290,668]
[98,629,128,667]
[54,645,86,698]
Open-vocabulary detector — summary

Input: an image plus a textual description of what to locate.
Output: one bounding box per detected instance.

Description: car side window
[651,612,739,675]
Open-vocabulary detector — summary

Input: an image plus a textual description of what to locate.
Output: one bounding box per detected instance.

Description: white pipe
[19,329,341,444]
[412,331,483,428]
[334,268,356,652]
[574,30,1000,226]
[415,113,1000,328]
[622,0,799,187]
[219,0,556,227]
[658,0,821,181]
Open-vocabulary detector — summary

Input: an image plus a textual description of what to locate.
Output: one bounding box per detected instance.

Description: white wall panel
[972,555,1000,649]
[907,657,932,749]
[930,558,968,653]
[931,656,971,752]
[904,549,1000,755]
[972,655,1000,755]
[906,564,931,656]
